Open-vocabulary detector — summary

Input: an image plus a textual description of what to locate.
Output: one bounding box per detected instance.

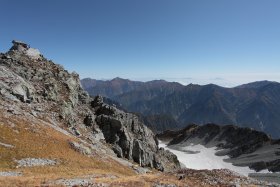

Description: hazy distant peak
[236,80,279,89]
[203,83,223,88]
[111,77,131,82]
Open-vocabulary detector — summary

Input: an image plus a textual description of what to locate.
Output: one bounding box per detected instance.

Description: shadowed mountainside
[82,78,280,138]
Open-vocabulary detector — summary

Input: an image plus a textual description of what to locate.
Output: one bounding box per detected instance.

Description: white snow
[159,141,269,176]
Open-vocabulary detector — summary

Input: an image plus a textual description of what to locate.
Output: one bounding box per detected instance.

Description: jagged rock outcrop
[1,41,91,129]
[0,40,180,172]
[93,95,180,171]
[158,123,280,172]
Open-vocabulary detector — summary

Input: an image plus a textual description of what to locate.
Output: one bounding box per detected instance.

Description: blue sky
[1,0,280,86]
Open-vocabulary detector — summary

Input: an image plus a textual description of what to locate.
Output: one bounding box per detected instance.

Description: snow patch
[159,141,269,176]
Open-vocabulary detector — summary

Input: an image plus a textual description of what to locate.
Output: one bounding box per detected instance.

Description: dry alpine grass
[0,111,135,186]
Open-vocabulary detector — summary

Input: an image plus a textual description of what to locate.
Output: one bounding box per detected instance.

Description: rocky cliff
[0,40,180,172]
[93,96,179,171]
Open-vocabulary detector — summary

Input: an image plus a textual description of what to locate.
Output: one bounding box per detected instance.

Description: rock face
[16,158,57,167]
[157,123,280,172]
[1,41,90,129]
[0,40,180,172]
[142,114,180,133]
[10,40,42,60]
[93,95,180,171]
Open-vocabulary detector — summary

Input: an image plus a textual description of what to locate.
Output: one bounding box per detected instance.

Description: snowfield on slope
[159,141,269,176]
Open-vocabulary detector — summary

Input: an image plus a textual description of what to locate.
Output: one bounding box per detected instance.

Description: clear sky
[1,0,280,87]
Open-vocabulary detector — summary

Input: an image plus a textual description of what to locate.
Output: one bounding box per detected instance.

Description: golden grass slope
[0,111,135,186]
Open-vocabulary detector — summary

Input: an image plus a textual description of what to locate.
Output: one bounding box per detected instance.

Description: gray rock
[91,95,103,108]
[69,141,92,155]
[10,40,29,51]
[153,184,177,187]
[0,171,22,177]
[0,142,14,148]
[54,178,92,187]
[132,165,151,174]
[112,144,123,157]
[0,65,35,103]
[71,127,81,136]
[16,158,57,167]
[84,114,94,126]
[94,96,180,172]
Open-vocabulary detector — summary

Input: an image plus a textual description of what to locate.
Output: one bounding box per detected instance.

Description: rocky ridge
[0,40,180,172]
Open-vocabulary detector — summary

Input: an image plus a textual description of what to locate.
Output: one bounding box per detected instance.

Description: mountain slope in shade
[81,78,280,138]
[142,114,180,133]
[81,77,144,98]
[236,80,278,89]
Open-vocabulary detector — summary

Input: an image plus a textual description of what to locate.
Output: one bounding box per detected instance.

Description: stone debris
[54,178,92,187]
[16,158,57,167]
[68,141,92,155]
[0,171,22,177]
[132,165,152,174]
[153,184,177,187]
[49,174,117,187]
[0,142,14,148]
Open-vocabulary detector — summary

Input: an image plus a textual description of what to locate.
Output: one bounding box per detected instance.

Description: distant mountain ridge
[81,77,180,99]
[235,80,278,89]
[81,78,280,138]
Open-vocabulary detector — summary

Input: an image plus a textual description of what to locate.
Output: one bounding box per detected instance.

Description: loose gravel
[54,178,92,186]
[16,158,57,167]
[0,171,22,177]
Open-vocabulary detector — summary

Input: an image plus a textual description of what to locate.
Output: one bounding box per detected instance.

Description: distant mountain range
[81,78,280,138]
